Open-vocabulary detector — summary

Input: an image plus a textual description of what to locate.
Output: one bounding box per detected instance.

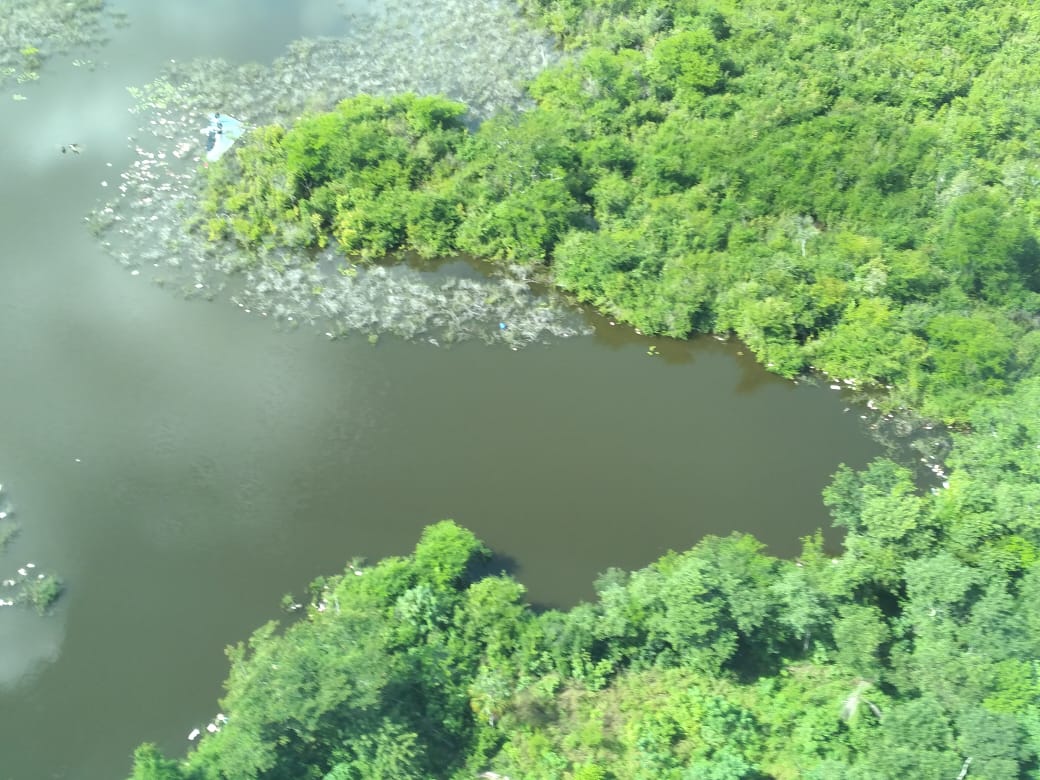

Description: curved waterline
[89,0,590,347]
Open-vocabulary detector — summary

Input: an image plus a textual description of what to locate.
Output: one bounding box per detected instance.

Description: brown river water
[0,2,882,777]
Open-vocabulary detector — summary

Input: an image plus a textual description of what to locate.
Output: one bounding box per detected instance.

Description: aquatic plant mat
[0,487,63,615]
[89,0,591,348]
[1,0,120,93]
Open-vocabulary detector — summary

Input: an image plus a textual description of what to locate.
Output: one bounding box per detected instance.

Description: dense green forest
[136,0,1040,778]
[196,0,1040,424]
[131,512,1040,780]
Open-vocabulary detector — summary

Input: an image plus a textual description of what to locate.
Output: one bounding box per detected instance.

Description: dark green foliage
[146,1,1040,778]
[127,518,1040,779]
[823,459,936,590]
[936,377,1040,554]
[862,698,961,780]
[129,744,187,780]
[831,604,888,681]
[160,521,494,780]
[198,94,468,261]
[451,109,589,263]
[196,0,1040,423]
[322,720,427,780]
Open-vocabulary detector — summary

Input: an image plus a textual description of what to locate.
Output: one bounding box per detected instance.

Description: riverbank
[101,0,1039,431]
[87,1,587,349]
[78,0,967,483]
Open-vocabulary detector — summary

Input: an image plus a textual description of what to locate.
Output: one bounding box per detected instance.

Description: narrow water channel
[0,3,883,777]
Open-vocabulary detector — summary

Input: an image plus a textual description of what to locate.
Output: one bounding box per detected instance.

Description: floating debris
[87,0,590,349]
[0,484,65,614]
[0,0,115,92]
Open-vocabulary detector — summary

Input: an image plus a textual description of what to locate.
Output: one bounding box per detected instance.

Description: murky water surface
[0,2,882,777]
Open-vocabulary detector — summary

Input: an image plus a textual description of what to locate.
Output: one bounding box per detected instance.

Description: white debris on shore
[88,0,591,349]
[188,713,228,741]
[0,0,119,92]
[0,482,65,614]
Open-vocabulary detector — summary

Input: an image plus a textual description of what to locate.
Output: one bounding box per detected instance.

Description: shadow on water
[583,306,786,393]
[468,549,522,585]
[86,0,581,350]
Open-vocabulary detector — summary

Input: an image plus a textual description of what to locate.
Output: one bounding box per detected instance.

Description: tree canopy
[140,0,1040,777]
[129,510,1040,779]
[198,0,1040,424]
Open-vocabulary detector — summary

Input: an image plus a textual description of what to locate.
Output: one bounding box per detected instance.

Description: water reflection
[0,608,64,689]
[0,3,892,779]
[0,0,117,93]
[88,0,587,348]
[584,308,786,393]
[137,0,349,47]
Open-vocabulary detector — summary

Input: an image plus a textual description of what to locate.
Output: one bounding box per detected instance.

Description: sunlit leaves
[202,94,467,261]
[646,29,724,102]
[861,698,960,780]
[128,744,187,780]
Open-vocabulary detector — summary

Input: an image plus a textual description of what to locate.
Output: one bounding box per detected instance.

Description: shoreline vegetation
[127,0,1040,778]
[90,1,589,349]
[0,486,65,615]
